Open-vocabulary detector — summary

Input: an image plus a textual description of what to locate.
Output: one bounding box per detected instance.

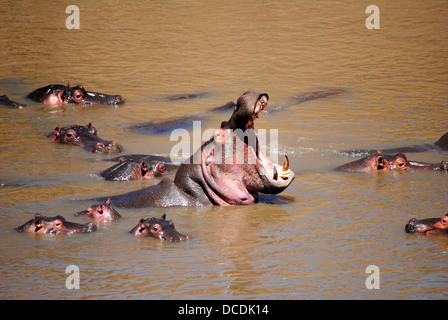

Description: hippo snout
[83,222,97,233]
[405,218,416,233]
[113,95,125,105]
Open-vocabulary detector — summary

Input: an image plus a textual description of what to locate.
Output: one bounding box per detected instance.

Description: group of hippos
[2,84,448,240]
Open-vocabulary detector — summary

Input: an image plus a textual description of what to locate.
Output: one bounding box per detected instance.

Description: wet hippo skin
[74,198,122,222]
[0,95,29,109]
[129,214,189,241]
[47,123,123,154]
[405,214,448,237]
[343,132,448,155]
[16,213,96,234]
[28,83,124,106]
[100,158,178,181]
[335,152,447,173]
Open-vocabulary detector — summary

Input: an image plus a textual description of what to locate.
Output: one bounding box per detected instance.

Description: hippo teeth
[283,155,289,171]
[273,167,278,181]
[278,155,291,180]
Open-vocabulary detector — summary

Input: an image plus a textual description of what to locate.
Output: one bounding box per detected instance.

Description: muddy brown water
[1,1,447,299]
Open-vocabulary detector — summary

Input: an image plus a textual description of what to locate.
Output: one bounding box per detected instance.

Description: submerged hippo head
[405,214,448,237]
[15,213,97,234]
[129,214,189,242]
[67,85,125,105]
[193,127,294,205]
[75,198,121,222]
[47,123,123,154]
[335,151,445,173]
[28,84,124,106]
[100,158,170,181]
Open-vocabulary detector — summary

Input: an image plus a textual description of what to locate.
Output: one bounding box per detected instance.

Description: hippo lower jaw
[256,147,295,194]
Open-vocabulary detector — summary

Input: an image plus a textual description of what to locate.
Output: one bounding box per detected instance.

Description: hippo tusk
[283,155,289,171]
[279,155,291,180]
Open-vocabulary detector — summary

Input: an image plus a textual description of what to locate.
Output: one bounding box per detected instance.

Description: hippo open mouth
[199,128,294,206]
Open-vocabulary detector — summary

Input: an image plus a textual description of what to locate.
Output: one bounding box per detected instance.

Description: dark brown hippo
[129,88,347,135]
[28,83,124,106]
[405,214,448,237]
[15,213,97,234]
[106,154,172,163]
[74,198,121,221]
[100,158,178,181]
[47,123,123,153]
[129,214,190,242]
[0,95,29,109]
[335,151,447,173]
[129,101,236,135]
[96,91,294,207]
[344,132,448,155]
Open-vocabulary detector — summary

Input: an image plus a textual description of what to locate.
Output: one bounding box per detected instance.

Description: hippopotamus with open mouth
[96,91,294,207]
[28,83,124,106]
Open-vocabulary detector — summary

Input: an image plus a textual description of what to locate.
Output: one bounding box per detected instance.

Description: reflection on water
[1,0,447,299]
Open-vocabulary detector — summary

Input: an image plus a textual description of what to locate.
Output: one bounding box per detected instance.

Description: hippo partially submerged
[129,214,189,241]
[96,91,295,207]
[343,132,448,155]
[74,198,122,222]
[100,158,178,181]
[47,123,123,154]
[335,152,447,173]
[28,84,124,106]
[405,214,448,237]
[16,213,96,234]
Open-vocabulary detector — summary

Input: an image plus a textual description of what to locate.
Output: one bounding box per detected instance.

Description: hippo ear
[105,198,112,206]
[34,213,41,218]
[140,161,149,174]
[53,126,61,136]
